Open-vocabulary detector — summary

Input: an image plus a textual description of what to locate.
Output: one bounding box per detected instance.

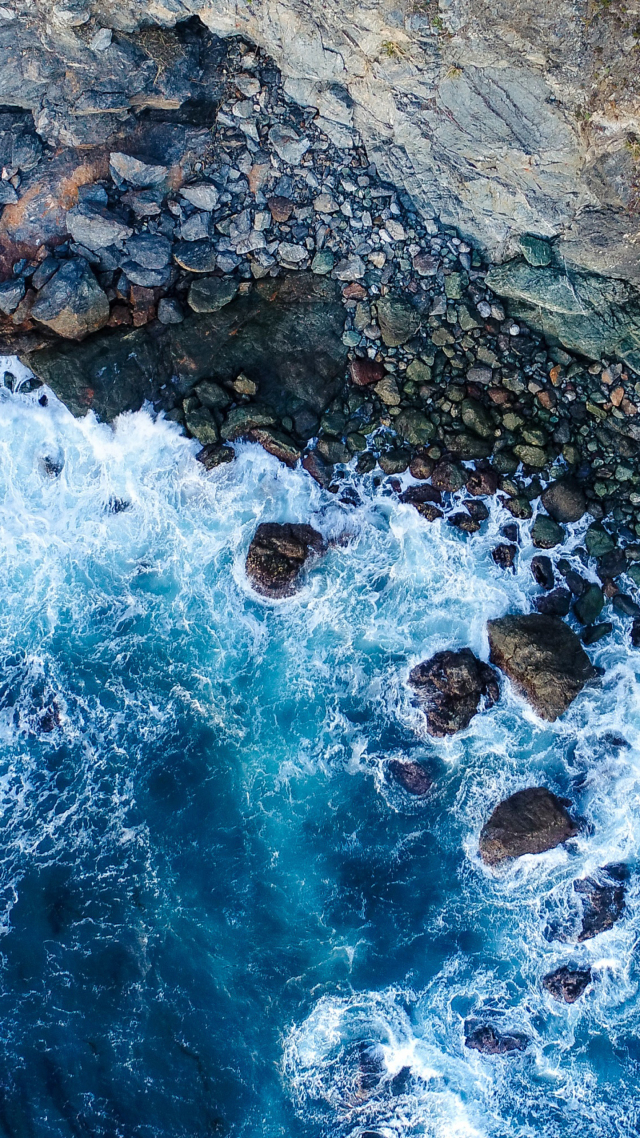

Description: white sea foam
[0,372,639,1135]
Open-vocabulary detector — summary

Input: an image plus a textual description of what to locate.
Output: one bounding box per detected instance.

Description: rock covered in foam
[245,522,325,598]
[487,613,597,721]
[574,864,627,941]
[387,759,432,796]
[479,787,579,866]
[408,648,499,737]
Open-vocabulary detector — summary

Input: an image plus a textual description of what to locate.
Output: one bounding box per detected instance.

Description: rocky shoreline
[0,24,639,549]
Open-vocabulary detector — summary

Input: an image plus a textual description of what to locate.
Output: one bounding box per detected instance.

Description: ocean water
[0,364,639,1138]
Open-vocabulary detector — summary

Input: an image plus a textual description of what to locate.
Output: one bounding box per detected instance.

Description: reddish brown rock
[479,787,578,866]
[487,614,597,721]
[349,358,385,387]
[245,522,325,598]
[388,759,432,795]
[409,648,499,736]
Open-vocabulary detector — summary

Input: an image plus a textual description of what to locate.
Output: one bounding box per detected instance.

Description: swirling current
[0,364,639,1138]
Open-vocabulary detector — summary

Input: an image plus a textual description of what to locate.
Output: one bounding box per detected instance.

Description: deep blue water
[0,370,639,1138]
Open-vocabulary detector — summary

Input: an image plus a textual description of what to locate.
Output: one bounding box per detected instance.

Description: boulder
[30,261,109,340]
[573,583,604,625]
[540,478,587,523]
[479,787,578,866]
[188,276,239,313]
[245,522,325,598]
[574,865,627,941]
[196,443,234,470]
[530,555,554,590]
[542,965,592,1003]
[534,588,571,617]
[408,648,499,737]
[492,543,517,571]
[431,461,465,493]
[487,614,597,721]
[464,1023,528,1054]
[531,514,564,549]
[387,759,432,796]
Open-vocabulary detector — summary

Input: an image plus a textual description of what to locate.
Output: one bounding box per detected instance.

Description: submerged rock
[479,787,579,866]
[408,648,499,736]
[574,865,627,941]
[542,965,592,1003]
[492,543,517,571]
[487,614,597,721]
[464,1023,529,1054]
[245,522,325,598]
[387,759,432,796]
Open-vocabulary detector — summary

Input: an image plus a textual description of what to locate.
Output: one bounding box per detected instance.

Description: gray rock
[184,405,219,445]
[180,183,219,211]
[487,613,597,720]
[188,275,239,313]
[30,260,109,340]
[0,181,18,205]
[180,212,211,242]
[66,204,133,250]
[268,123,310,165]
[0,277,25,314]
[479,786,578,865]
[110,152,168,188]
[121,261,170,288]
[173,241,218,273]
[125,234,171,270]
[157,298,184,324]
[574,865,626,941]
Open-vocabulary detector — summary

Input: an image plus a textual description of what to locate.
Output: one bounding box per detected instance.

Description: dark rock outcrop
[408,649,499,737]
[542,965,592,1003]
[387,759,432,796]
[574,865,627,941]
[479,787,579,866]
[540,479,587,524]
[487,614,597,721]
[245,522,325,598]
[464,1023,529,1055]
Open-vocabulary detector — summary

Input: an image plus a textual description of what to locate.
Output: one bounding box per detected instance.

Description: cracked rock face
[5,0,640,288]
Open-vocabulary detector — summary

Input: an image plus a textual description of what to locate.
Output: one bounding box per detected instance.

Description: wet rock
[540,479,587,523]
[531,514,564,549]
[479,787,578,866]
[31,260,109,340]
[585,524,615,558]
[558,562,587,596]
[542,966,592,1003]
[376,295,420,346]
[612,593,640,618]
[394,409,435,446]
[531,555,554,589]
[534,587,572,617]
[184,404,219,445]
[408,648,499,737]
[464,1023,529,1054]
[247,427,301,468]
[302,451,332,488]
[449,512,481,534]
[387,759,432,796]
[431,461,465,493]
[196,443,234,469]
[575,865,627,941]
[409,451,434,481]
[582,622,613,645]
[573,583,604,625]
[466,467,499,496]
[195,380,231,411]
[493,543,517,571]
[631,617,640,647]
[461,398,494,438]
[487,614,597,721]
[504,495,532,519]
[188,276,239,313]
[40,455,63,477]
[221,405,277,441]
[596,548,627,582]
[379,448,410,475]
[245,522,324,598]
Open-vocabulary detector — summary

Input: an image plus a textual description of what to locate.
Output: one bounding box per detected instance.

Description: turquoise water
[0,372,638,1137]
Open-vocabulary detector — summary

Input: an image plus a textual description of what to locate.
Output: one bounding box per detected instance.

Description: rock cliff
[4,0,640,285]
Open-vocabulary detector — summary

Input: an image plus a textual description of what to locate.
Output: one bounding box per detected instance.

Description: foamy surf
[0,371,637,1136]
